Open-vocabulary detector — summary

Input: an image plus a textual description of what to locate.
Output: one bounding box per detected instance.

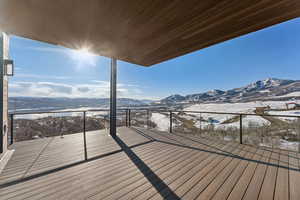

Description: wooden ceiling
[0,0,299,66]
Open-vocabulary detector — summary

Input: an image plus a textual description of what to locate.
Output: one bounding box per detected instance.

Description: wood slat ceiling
[0,0,299,66]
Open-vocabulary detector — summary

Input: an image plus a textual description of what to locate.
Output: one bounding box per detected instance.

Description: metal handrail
[9,108,300,118]
[166,110,300,118]
[8,108,128,115]
[8,108,300,153]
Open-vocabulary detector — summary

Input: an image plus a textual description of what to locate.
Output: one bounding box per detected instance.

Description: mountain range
[9,78,300,111]
[161,78,300,103]
[8,97,153,111]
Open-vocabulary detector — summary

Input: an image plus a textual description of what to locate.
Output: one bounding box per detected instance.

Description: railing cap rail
[9,108,300,118]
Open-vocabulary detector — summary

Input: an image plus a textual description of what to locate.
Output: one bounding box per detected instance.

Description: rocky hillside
[161,78,300,103]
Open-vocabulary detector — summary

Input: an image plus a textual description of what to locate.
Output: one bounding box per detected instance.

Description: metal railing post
[109,58,117,137]
[147,109,150,129]
[170,111,173,133]
[298,117,300,153]
[83,111,87,160]
[239,114,243,144]
[10,114,13,145]
[9,109,300,152]
[128,109,131,127]
[125,109,128,127]
[199,113,202,135]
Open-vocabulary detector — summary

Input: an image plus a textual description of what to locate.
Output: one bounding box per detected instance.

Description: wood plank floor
[0,127,150,185]
[0,126,299,200]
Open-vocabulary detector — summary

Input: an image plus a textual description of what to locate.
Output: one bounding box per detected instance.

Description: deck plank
[44,144,194,200]
[117,138,227,200]
[84,139,218,198]
[274,150,290,200]
[211,145,258,200]
[0,128,151,184]
[242,149,272,200]
[0,127,299,200]
[195,146,254,200]
[0,143,170,200]
[150,143,241,200]
[180,144,245,200]
[289,151,300,200]
[0,142,162,196]
[226,148,266,200]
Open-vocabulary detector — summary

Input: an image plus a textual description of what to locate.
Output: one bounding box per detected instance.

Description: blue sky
[8,18,300,100]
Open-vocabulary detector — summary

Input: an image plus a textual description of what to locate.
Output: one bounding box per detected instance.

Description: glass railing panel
[243,114,300,152]
[130,109,149,129]
[149,111,170,132]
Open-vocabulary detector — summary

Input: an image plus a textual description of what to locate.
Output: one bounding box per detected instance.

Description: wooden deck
[0,127,300,200]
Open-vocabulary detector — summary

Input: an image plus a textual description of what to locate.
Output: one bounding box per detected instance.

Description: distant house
[255,106,270,114]
[286,102,300,110]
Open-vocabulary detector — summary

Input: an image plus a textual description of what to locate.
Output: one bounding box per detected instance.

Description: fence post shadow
[132,127,300,172]
[113,135,181,200]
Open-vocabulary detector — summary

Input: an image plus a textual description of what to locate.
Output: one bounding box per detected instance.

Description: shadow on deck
[0,126,300,200]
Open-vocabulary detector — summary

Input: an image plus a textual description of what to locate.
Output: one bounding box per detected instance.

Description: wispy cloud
[15,73,71,80]
[9,81,154,99]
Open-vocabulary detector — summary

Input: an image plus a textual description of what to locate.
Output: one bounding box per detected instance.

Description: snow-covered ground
[272,91,300,98]
[151,113,170,131]
[176,113,197,121]
[259,139,299,151]
[215,115,271,129]
[15,111,86,120]
[268,110,300,121]
[59,107,109,117]
[184,101,295,113]
[184,101,300,126]
[180,101,300,151]
[278,139,299,151]
[14,107,109,120]
[14,113,49,120]
[192,115,270,129]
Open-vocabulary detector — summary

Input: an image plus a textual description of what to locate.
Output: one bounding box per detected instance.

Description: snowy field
[215,115,271,129]
[151,113,170,131]
[147,101,300,151]
[268,110,300,121]
[184,101,296,113]
[147,101,300,131]
[271,91,300,98]
[12,101,300,151]
[184,101,300,127]
[183,101,300,151]
[14,107,110,120]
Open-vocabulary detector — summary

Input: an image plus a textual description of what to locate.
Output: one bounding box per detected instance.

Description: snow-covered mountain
[161,78,300,103]
[162,94,186,102]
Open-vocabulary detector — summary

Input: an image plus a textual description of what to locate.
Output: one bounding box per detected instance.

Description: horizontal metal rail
[8,107,300,153]
[9,108,300,118]
[167,110,300,118]
[9,108,127,115]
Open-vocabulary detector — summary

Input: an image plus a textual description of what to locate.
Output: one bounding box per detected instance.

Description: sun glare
[74,48,94,59]
[69,47,98,67]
